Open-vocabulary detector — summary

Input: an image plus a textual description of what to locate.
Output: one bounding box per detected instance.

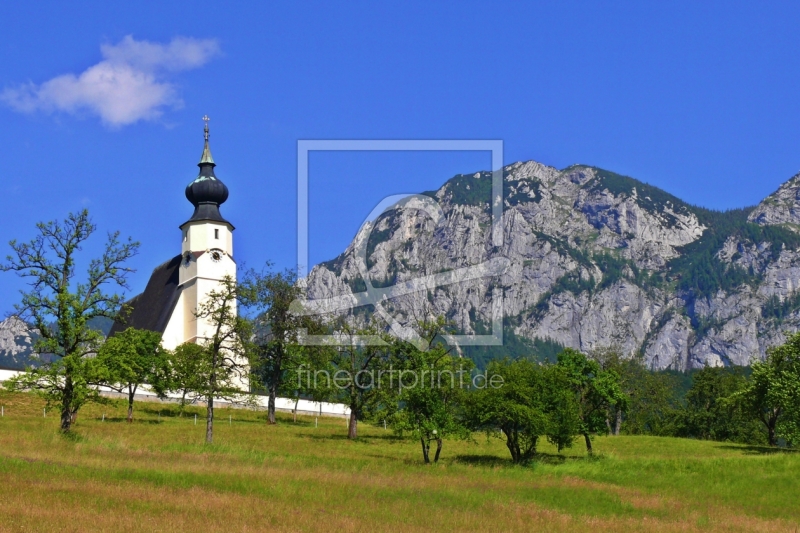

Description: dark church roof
[109,254,182,337]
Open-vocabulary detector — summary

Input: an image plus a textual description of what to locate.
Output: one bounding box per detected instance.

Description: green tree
[620,365,680,436]
[2,210,138,432]
[469,359,549,463]
[674,365,761,443]
[541,364,582,452]
[557,348,625,455]
[194,275,253,444]
[590,348,629,435]
[98,327,169,422]
[737,333,800,446]
[160,342,208,414]
[384,319,473,463]
[469,359,579,462]
[242,267,316,425]
[591,348,681,436]
[321,323,391,439]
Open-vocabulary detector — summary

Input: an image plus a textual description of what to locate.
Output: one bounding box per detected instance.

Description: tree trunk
[268,383,277,425]
[267,356,282,425]
[293,397,299,423]
[521,436,539,462]
[433,438,443,463]
[60,376,73,432]
[584,433,593,456]
[768,418,777,446]
[347,411,358,439]
[127,386,135,423]
[503,428,520,463]
[614,409,622,436]
[206,395,214,444]
[420,437,430,464]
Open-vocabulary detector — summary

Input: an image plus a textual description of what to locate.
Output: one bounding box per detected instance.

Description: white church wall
[182,222,233,257]
[0,368,349,417]
[161,290,185,351]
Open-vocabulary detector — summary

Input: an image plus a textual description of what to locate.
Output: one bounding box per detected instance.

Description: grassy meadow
[0,391,798,532]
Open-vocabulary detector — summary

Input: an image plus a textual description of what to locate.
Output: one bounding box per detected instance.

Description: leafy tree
[590,348,684,437]
[383,318,473,463]
[541,364,582,452]
[97,327,169,422]
[557,348,625,455]
[160,342,208,414]
[590,348,629,435]
[242,267,318,425]
[469,359,579,462]
[620,364,680,436]
[321,323,391,439]
[674,365,761,443]
[737,333,800,446]
[469,358,550,463]
[2,210,138,432]
[194,275,253,443]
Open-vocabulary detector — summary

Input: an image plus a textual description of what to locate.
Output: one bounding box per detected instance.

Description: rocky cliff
[0,316,110,370]
[305,161,800,370]
[0,316,36,369]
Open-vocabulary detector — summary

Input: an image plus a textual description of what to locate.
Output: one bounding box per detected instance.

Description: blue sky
[2,1,800,311]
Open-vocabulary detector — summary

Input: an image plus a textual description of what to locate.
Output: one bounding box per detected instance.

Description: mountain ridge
[305,159,800,370]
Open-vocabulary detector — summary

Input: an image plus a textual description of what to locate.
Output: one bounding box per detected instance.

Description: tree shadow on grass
[360,433,406,443]
[454,454,512,468]
[455,451,589,468]
[302,433,406,444]
[534,451,591,464]
[95,416,162,425]
[139,405,185,417]
[715,444,798,455]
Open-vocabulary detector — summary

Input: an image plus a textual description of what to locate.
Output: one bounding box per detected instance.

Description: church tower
[161,117,236,351]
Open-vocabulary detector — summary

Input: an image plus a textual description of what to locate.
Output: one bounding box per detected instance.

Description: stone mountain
[305,160,800,370]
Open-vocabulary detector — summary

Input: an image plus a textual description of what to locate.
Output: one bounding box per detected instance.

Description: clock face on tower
[210,249,223,263]
[183,252,192,266]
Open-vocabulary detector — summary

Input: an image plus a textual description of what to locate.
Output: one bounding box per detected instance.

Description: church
[108,121,347,417]
[110,118,237,354]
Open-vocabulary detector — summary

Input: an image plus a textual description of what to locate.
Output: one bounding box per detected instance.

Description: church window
[214,229,219,239]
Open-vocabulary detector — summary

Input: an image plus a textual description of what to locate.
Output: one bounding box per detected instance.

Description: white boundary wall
[0,369,350,418]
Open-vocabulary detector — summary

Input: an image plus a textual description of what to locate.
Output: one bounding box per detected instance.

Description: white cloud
[1,36,219,127]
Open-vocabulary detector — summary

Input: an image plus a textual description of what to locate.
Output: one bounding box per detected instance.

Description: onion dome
[183,116,232,226]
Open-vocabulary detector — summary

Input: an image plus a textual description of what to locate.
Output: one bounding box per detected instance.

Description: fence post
[229,414,231,426]
[194,414,197,425]
[315,417,318,428]
[1,405,3,417]
[43,408,46,418]
[102,413,105,422]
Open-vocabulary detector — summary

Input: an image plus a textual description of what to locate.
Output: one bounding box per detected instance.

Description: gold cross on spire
[202,115,210,141]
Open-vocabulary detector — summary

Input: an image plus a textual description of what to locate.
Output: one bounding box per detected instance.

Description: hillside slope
[306,161,800,369]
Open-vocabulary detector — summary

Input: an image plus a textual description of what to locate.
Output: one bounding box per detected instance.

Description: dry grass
[0,391,798,532]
